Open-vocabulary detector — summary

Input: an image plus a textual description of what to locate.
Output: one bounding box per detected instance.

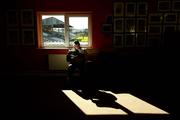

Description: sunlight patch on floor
[62,90,169,115]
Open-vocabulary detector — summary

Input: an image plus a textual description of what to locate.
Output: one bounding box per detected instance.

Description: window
[37,12,92,49]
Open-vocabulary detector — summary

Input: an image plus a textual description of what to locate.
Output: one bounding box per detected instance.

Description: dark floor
[3,71,178,120]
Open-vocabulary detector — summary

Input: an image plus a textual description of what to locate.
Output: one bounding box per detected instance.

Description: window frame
[36,12,92,49]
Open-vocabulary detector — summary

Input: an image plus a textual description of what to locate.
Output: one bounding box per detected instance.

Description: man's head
[74,40,80,49]
[74,40,80,45]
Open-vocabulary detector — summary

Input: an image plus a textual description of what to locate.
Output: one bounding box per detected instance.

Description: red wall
[36,0,113,48]
[4,0,113,72]
[4,0,159,72]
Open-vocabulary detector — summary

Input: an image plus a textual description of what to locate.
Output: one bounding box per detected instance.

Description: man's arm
[66,52,73,62]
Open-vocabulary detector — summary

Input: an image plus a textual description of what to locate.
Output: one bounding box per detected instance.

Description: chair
[66,49,99,82]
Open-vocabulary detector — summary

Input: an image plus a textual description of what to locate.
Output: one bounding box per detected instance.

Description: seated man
[66,40,86,80]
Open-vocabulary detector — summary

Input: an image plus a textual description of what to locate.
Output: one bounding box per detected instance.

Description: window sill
[37,47,69,50]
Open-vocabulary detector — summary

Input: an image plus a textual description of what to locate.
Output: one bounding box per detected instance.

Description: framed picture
[125,34,135,47]
[114,2,124,17]
[158,0,171,12]
[102,24,112,33]
[6,9,19,27]
[164,13,177,24]
[172,0,180,12]
[21,9,34,26]
[149,13,163,24]
[105,15,113,24]
[7,28,19,45]
[137,2,148,16]
[125,17,135,32]
[113,34,123,48]
[136,33,146,47]
[163,25,177,32]
[148,25,162,33]
[147,34,161,48]
[125,2,136,16]
[22,29,35,45]
[136,18,147,32]
[114,18,123,32]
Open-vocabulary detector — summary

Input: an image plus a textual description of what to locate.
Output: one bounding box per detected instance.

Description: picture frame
[136,18,147,32]
[22,28,35,45]
[113,34,123,48]
[114,18,123,33]
[125,34,135,47]
[21,9,34,26]
[148,25,162,33]
[125,17,135,32]
[147,34,161,48]
[114,2,124,17]
[172,0,180,12]
[7,28,20,45]
[137,2,148,16]
[163,25,177,32]
[148,34,162,48]
[105,15,113,24]
[102,24,112,33]
[6,9,19,27]
[158,0,171,12]
[149,13,163,24]
[164,13,177,24]
[136,33,146,47]
[125,2,136,16]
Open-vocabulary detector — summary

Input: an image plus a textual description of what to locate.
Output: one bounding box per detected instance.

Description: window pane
[42,15,65,47]
[69,17,88,46]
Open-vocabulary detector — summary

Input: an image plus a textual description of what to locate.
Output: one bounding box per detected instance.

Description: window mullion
[65,14,69,47]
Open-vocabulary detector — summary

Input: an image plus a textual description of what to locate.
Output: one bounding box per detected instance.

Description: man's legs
[67,64,75,80]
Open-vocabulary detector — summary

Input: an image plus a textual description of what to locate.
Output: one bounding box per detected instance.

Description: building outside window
[37,12,92,49]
